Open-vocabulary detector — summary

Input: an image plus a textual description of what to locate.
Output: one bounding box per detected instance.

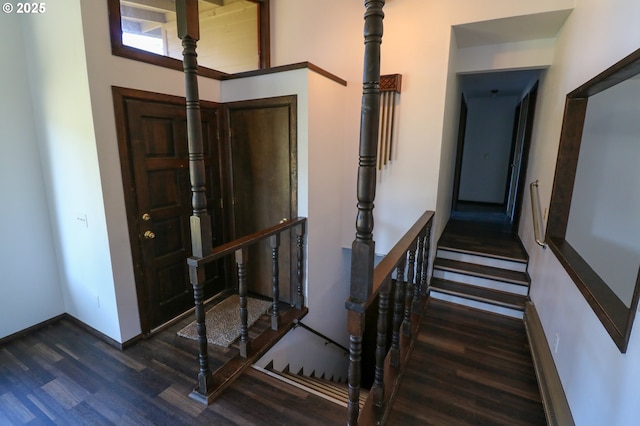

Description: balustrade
[187,217,307,402]
[346,211,434,424]
[346,0,436,422]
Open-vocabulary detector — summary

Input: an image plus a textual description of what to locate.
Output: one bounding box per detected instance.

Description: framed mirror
[107,0,270,78]
[547,48,640,353]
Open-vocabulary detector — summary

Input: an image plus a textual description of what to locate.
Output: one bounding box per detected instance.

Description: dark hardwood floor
[387,298,545,425]
[1,287,544,425]
[0,304,344,425]
[438,217,528,262]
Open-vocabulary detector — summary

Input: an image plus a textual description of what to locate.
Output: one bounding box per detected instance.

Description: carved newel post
[347,1,384,424]
[176,0,214,402]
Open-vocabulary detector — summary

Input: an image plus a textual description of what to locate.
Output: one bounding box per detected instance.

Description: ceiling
[453,9,573,48]
[454,9,572,99]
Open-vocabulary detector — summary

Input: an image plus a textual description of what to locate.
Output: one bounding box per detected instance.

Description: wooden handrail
[346,211,435,314]
[529,180,547,248]
[187,217,307,403]
[346,210,434,425]
[188,217,307,267]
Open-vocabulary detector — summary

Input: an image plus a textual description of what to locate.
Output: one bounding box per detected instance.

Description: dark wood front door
[114,88,227,333]
[226,96,297,302]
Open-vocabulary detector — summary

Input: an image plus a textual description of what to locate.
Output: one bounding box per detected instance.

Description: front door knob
[144,230,156,239]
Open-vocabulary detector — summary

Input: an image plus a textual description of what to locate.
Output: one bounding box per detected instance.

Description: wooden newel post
[177,0,213,258]
[349,0,385,304]
[177,0,214,403]
[346,1,384,424]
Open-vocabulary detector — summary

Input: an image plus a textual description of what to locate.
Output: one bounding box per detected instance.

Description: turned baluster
[188,264,213,399]
[270,234,280,330]
[347,311,364,426]
[295,223,305,309]
[390,253,406,367]
[372,278,391,407]
[413,230,425,313]
[421,225,432,296]
[403,243,416,336]
[236,248,250,358]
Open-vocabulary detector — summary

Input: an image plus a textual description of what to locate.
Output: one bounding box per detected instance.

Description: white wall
[518,0,640,424]
[458,96,519,203]
[0,13,65,339]
[20,1,124,341]
[456,38,556,74]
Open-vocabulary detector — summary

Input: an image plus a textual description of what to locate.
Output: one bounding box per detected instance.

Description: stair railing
[293,319,349,354]
[346,210,434,425]
[186,217,307,402]
[529,180,547,248]
[345,1,434,423]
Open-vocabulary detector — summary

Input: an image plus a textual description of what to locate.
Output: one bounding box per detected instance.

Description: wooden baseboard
[64,314,142,350]
[524,301,575,426]
[0,313,142,351]
[0,314,66,345]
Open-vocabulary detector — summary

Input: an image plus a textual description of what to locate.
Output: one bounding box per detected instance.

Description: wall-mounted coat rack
[378,73,402,170]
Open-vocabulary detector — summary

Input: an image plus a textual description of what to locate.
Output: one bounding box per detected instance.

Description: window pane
[120,0,259,73]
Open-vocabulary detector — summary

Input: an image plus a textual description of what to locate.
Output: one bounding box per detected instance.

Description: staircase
[430,219,531,319]
[254,362,367,409]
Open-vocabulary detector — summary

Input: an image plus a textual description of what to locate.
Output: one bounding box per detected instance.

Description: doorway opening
[451,69,542,231]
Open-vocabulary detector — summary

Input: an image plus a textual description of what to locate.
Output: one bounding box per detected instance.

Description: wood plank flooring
[1,295,545,425]
[438,218,528,262]
[0,305,344,425]
[386,298,546,425]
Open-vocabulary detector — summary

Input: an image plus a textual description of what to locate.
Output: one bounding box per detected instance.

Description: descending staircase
[254,362,367,408]
[430,232,531,319]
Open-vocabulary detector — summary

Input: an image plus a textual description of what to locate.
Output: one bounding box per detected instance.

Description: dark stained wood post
[177,0,213,258]
[349,0,385,304]
[403,243,416,336]
[390,254,406,367]
[295,223,305,309]
[270,234,280,330]
[372,277,391,406]
[413,230,425,313]
[421,226,431,296]
[236,248,250,358]
[347,311,364,425]
[177,0,214,402]
[347,1,384,424]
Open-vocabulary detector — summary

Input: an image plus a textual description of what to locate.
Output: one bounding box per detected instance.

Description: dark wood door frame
[451,94,468,212]
[508,81,538,232]
[113,86,229,333]
[222,95,298,302]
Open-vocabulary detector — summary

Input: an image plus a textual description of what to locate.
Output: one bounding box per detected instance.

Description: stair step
[436,248,527,272]
[254,365,366,408]
[430,278,527,311]
[433,257,530,287]
[430,291,524,319]
[437,239,528,264]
